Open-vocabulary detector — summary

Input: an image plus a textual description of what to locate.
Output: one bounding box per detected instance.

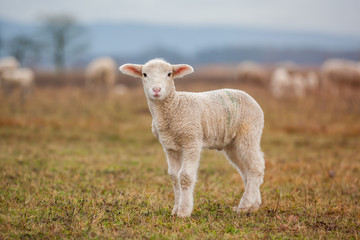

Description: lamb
[1,67,34,100]
[85,57,117,94]
[120,58,265,217]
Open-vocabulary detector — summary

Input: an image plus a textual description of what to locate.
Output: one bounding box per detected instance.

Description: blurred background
[0,0,360,92]
[0,0,359,147]
[1,0,360,69]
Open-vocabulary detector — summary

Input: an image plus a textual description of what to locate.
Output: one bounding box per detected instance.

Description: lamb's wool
[120,58,265,217]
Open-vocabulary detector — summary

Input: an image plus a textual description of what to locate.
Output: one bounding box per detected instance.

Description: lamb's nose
[152,87,161,93]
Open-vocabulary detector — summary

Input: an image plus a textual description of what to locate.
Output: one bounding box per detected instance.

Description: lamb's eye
[143,73,147,77]
[168,73,172,77]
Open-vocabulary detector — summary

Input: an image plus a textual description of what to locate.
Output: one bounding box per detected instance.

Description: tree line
[0,14,86,74]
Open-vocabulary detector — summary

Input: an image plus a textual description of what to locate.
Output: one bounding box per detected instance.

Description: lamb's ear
[172,64,194,78]
[119,64,142,78]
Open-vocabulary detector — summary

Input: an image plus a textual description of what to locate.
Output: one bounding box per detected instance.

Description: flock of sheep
[0,56,127,101]
[237,59,360,98]
[0,55,359,102]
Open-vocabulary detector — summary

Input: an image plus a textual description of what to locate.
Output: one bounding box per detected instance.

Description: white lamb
[85,57,117,94]
[120,59,265,217]
[1,67,34,100]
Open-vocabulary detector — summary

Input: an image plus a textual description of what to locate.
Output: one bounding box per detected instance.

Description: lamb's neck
[148,89,180,121]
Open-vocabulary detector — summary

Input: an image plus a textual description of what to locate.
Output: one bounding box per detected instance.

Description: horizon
[1,17,360,68]
[2,16,360,40]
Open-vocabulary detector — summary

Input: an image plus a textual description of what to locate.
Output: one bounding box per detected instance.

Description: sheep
[0,56,19,70]
[85,57,117,94]
[0,56,19,86]
[291,72,307,97]
[270,67,293,98]
[1,67,34,100]
[321,58,360,90]
[120,58,265,217]
[236,61,270,86]
[307,71,320,91]
[270,67,320,98]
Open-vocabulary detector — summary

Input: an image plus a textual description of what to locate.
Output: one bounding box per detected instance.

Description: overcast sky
[1,0,360,37]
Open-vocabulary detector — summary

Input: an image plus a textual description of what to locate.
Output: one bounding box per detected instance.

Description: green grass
[0,86,359,239]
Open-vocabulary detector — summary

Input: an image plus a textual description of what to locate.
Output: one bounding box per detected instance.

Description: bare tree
[41,14,86,74]
[8,35,41,66]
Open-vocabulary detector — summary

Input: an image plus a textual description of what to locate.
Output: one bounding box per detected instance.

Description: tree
[41,14,86,73]
[8,35,41,66]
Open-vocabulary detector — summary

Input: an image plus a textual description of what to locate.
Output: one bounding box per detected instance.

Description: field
[0,72,359,239]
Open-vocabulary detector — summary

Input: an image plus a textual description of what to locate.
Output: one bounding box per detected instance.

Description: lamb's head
[119,58,193,101]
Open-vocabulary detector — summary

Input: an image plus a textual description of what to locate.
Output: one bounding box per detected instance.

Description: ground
[0,80,359,239]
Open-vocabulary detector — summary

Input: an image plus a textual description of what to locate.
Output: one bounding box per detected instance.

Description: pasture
[0,73,359,239]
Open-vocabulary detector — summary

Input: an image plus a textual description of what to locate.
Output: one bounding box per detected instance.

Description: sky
[0,0,360,37]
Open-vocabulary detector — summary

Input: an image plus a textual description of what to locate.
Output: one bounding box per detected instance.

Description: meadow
[0,72,359,239]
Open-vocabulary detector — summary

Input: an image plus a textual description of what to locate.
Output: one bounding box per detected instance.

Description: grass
[0,83,359,239]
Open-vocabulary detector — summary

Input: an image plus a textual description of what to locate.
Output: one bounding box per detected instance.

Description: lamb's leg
[224,146,248,187]
[225,141,265,213]
[177,146,201,217]
[238,148,264,212]
[164,149,181,215]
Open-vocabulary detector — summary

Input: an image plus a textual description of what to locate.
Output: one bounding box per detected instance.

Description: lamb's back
[178,89,263,149]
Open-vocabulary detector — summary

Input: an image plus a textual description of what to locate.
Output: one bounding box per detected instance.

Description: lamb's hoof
[176,207,192,217]
[238,206,257,213]
[234,203,260,213]
[171,206,178,215]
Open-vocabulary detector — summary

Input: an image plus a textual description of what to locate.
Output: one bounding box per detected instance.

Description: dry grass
[0,77,359,239]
